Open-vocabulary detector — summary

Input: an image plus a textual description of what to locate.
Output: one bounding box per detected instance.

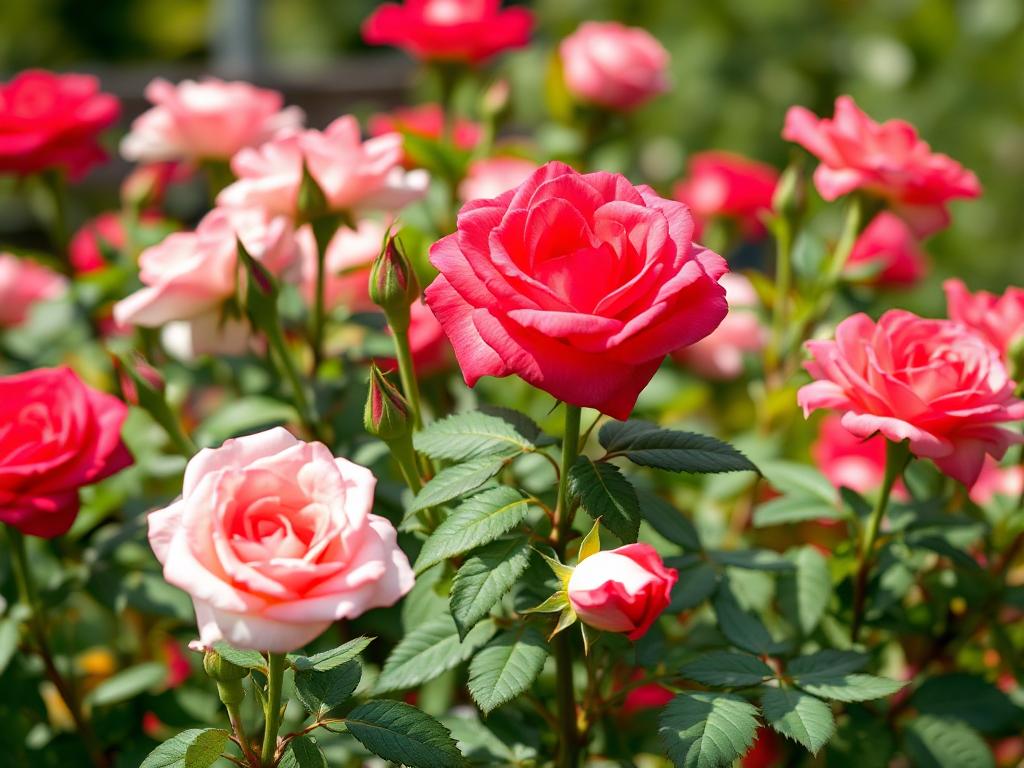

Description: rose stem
[766,213,792,376]
[310,217,336,375]
[392,326,424,432]
[850,439,910,642]
[224,696,257,766]
[7,529,109,768]
[264,321,322,443]
[260,652,287,767]
[553,404,582,768]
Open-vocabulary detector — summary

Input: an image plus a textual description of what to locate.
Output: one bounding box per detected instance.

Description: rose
[120,77,304,164]
[458,157,539,203]
[147,427,414,651]
[944,279,1024,362]
[217,116,428,219]
[0,367,132,538]
[969,459,1024,506]
[362,0,533,63]
[559,22,670,111]
[369,103,480,167]
[798,310,1024,487]
[567,544,677,640]
[782,95,980,236]
[115,207,298,328]
[0,253,66,327]
[845,212,927,287]
[813,414,888,495]
[671,273,764,380]
[0,70,120,179]
[672,151,778,239]
[424,161,729,418]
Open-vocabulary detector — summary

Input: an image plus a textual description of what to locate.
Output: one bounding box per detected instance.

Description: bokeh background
[2,0,1023,301]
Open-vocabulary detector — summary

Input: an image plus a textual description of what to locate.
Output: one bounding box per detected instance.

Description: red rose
[424,161,729,418]
[362,0,533,63]
[673,151,779,239]
[369,103,481,167]
[0,70,120,179]
[0,367,133,538]
[846,212,927,287]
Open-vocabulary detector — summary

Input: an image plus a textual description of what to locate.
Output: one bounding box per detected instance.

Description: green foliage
[278,736,328,768]
[140,729,230,768]
[599,420,760,474]
[658,692,760,768]
[375,614,496,692]
[760,687,835,754]
[467,627,549,715]
[679,651,775,687]
[568,456,641,542]
[635,488,702,550]
[413,411,535,461]
[345,700,467,768]
[211,643,266,671]
[294,660,361,719]
[450,536,533,639]
[408,456,507,515]
[86,662,167,707]
[902,715,995,768]
[778,546,831,635]
[290,636,374,672]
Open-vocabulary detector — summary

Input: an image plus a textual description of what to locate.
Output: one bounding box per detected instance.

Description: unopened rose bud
[566,544,677,640]
[771,162,804,221]
[297,158,328,223]
[236,237,279,331]
[111,351,165,407]
[364,363,412,443]
[203,649,248,683]
[369,235,420,333]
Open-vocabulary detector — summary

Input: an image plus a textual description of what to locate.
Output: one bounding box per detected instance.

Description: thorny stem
[260,653,287,767]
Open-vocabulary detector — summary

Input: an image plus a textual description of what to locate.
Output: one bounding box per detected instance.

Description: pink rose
[114,207,299,336]
[0,367,132,538]
[362,0,533,63]
[673,151,778,240]
[147,427,414,651]
[846,212,927,287]
[812,414,888,495]
[458,156,539,203]
[944,278,1024,361]
[121,78,304,164]
[0,253,66,327]
[969,459,1024,506]
[424,162,729,419]
[369,103,481,166]
[559,22,670,111]
[0,70,120,179]
[567,544,677,640]
[798,310,1024,487]
[671,273,764,380]
[782,95,981,236]
[217,116,428,219]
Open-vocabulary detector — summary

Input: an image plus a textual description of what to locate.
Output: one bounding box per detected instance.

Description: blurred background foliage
[1,0,1022,302]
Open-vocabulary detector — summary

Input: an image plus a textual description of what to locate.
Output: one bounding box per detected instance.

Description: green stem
[392,328,424,432]
[8,530,109,768]
[389,433,423,495]
[826,195,864,285]
[260,653,287,768]
[767,216,793,374]
[309,218,337,374]
[553,404,583,768]
[266,324,321,443]
[40,170,70,267]
[224,696,256,767]
[850,440,909,642]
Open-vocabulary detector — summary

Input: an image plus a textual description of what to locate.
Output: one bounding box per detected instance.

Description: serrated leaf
[600,420,759,475]
[451,537,532,639]
[568,457,641,542]
[140,728,230,768]
[796,673,904,703]
[635,488,702,551]
[754,494,845,527]
[87,662,167,706]
[375,614,495,692]
[478,405,553,445]
[713,580,787,655]
[279,735,328,768]
[658,692,759,768]
[414,487,530,572]
[467,627,549,715]
[778,546,831,635]
[407,456,507,516]
[679,651,775,688]
[903,715,995,768]
[294,660,361,718]
[761,688,834,754]
[667,560,719,612]
[786,650,868,680]
[414,412,534,461]
[911,674,1020,733]
[212,642,266,671]
[290,636,373,671]
[345,700,466,768]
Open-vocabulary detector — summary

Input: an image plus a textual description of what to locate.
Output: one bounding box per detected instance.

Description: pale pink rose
[121,78,304,163]
[798,310,1024,487]
[567,545,677,640]
[0,253,66,327]
[944,279,1024,362]
[846,212,927,287]
[782,96,981,236]
[671,273,764,380]
[559,22,670,111]
[299,218,388,314]
[458,157,539,203]
[969,459,1024,505]
[217,116,429,219]
[114,207,299,349]
[148,427,413,651]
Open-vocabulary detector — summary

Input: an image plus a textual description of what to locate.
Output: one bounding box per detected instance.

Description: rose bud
[566,544,677,640]
[369,234,420,333]
[364,363,412,443]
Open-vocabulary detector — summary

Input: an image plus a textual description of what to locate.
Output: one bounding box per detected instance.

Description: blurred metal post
[211,0,263,78]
